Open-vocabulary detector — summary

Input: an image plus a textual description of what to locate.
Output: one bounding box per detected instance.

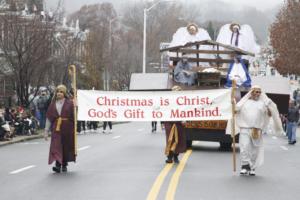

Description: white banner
[77,89,232,122]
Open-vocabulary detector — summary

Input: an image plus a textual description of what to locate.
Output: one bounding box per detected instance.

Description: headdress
[230,23,241,32]
[187,23,199,33]
[251,85,261,90]
[56,84,67,96]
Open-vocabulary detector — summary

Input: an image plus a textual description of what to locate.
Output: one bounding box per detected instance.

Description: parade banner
[77,89,232,121]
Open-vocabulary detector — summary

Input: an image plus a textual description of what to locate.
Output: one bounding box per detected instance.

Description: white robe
[228,63,247,86]
[237,99,268,129]
[216,24,261,62]
[237,99,267,169]
[226,88,284,170]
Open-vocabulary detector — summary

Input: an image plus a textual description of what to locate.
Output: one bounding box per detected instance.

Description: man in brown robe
[164,85,187,163]
[44,85,76,173]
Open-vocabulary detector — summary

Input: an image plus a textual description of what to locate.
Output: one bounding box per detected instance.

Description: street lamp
[106,16,122,91]
[109,16,120,53]
[142,0,175,73]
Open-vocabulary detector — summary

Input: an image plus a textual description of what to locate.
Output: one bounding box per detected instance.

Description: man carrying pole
[44,65,77,173]
[44,84,76,173]
[235,85,283,176]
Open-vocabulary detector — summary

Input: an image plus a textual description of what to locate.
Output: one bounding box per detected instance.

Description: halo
[230,23,241,32]
[187,23,199,33]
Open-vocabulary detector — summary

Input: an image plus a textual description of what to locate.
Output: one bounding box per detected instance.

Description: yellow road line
[165,149,193,200]
[146,163,174,200]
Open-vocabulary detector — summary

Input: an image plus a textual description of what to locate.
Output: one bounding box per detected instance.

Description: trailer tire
[186,140,192,149]
[219,142,232,151]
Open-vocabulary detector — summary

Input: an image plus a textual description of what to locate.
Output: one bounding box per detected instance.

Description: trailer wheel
[186,140,192,149]
[219,142,232,151]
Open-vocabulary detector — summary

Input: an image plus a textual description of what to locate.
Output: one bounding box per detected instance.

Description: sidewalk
[0,122,128,147]
[0,132,44,147]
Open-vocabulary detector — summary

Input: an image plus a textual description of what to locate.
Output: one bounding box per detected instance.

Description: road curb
[0,122,129,147]
[0,134,44,147]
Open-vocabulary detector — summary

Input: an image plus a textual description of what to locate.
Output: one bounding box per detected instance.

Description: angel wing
[195,28,212,41]
[168,26,214,66]
[216,24,232,59]
[240,24,260,54]
[169,27,189,47]
[168,27,188,63]
[195,28,214,62]
[169,26,212,47]
[216,24,232,45]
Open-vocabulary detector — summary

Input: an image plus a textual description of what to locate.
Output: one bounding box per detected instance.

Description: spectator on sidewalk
[77,120,86,134]
[103,121,112,133]
[287,100,299,145]
[151,121,157,133]
[280,114,287,135]
[87,121,98,131]
[4,107,16,136]
[293,88,300,105]
[0,108,12,141]
[37,90,50,129]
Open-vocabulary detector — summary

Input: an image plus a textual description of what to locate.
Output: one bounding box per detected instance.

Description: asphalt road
[0,122,299,200]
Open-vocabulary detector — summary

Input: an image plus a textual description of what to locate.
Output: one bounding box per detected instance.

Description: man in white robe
[235,85,282,176]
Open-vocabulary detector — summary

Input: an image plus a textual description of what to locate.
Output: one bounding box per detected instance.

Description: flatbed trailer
[130,40,289,150]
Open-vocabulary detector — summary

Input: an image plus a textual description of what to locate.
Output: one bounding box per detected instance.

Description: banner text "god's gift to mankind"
[77,89,232,122]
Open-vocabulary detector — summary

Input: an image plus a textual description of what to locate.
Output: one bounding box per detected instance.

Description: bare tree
[0,13,56,106]
[68,3,117,90]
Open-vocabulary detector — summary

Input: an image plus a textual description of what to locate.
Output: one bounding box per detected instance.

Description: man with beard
[174,56,196,86]
[235,85,283,176]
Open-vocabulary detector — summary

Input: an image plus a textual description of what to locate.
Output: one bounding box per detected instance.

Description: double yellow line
[146,149,193,200]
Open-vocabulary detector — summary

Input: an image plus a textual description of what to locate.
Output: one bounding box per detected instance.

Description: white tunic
[45,99,65,132]
[236,98,268,170]
[237,99,267,129]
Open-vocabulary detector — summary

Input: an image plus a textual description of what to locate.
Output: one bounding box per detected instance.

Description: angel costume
[168,23,213,67]
[216,23,260,61]
[234,86,284,175]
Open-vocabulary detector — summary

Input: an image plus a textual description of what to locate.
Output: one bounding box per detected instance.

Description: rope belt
[55,117,68,132]
[251,128,262,139]
[165,123,179,155]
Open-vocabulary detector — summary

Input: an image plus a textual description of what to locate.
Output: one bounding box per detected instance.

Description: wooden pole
[231,80,236,172]
[69,65,77,156]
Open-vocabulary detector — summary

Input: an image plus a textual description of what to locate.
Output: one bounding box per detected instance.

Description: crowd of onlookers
[0,106,39,141]
[0,88,51,141]
[0,87,115,141]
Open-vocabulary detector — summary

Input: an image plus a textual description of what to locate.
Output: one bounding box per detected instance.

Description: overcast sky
[46,0,285,13]
[216,0,284,10]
